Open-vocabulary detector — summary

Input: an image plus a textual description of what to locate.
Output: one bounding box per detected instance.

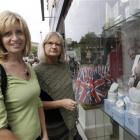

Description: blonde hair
[0,10,31,58]
[38,32,65,63]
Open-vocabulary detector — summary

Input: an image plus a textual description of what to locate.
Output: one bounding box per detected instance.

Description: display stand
[78,104,112,140]
[101,105,140,140]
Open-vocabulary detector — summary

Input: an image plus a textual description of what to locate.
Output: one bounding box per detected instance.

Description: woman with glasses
[34,32,82,140]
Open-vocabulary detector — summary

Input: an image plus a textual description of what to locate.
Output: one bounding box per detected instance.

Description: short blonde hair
[38,32,65,63]
[0,10,31,58]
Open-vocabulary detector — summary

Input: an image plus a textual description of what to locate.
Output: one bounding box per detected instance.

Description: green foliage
[31,46,37,57]
[79,32,98,45]
[69,41,79,48]
[68,32,99,49]
[30,43,38,57]
[66,32,103,65]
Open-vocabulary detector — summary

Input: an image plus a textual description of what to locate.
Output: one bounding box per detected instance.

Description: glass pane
[65,0,140,86]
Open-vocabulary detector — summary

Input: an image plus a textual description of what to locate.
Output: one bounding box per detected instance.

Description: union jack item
[74,65,113,106]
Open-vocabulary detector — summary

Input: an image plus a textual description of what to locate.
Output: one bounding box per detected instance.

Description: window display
[64,1,140,116]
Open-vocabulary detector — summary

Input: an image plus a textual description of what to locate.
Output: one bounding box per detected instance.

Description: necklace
[23,64,30,78]
[26,71,29,76]
[24,69,29,76]
[3,61,30,80]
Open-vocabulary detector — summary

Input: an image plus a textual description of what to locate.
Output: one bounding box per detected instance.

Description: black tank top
[40,90,63,124]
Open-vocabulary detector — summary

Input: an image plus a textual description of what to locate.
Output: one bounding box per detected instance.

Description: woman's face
[44,35,62,59]
[2,21,25,55]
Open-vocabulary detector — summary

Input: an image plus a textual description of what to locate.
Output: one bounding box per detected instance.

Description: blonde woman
[35,32,82,140]
[0,11,48,140]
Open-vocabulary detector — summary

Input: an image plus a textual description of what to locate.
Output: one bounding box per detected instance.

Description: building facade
[40,1,140,139]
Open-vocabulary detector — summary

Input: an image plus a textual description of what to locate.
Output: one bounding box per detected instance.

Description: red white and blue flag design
[74,65,113,105]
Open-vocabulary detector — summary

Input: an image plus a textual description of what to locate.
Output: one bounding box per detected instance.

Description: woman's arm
[38,107,49,140]
[43,99,77,111]
[0,128,20,140]
[0,91,19,140]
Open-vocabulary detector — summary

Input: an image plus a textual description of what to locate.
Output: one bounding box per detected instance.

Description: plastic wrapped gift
[129,87,140,103]
[107,91,118,103]
[74,65,113,109]
[112,106,125,127]
[125,111,140,135]
[128,102,140,115]
[109,82,119,92]
[115,98,125,110]
[111,97,126,126]
[123,96,131,110]
[104,99,115,117]
[107,82,119,102]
